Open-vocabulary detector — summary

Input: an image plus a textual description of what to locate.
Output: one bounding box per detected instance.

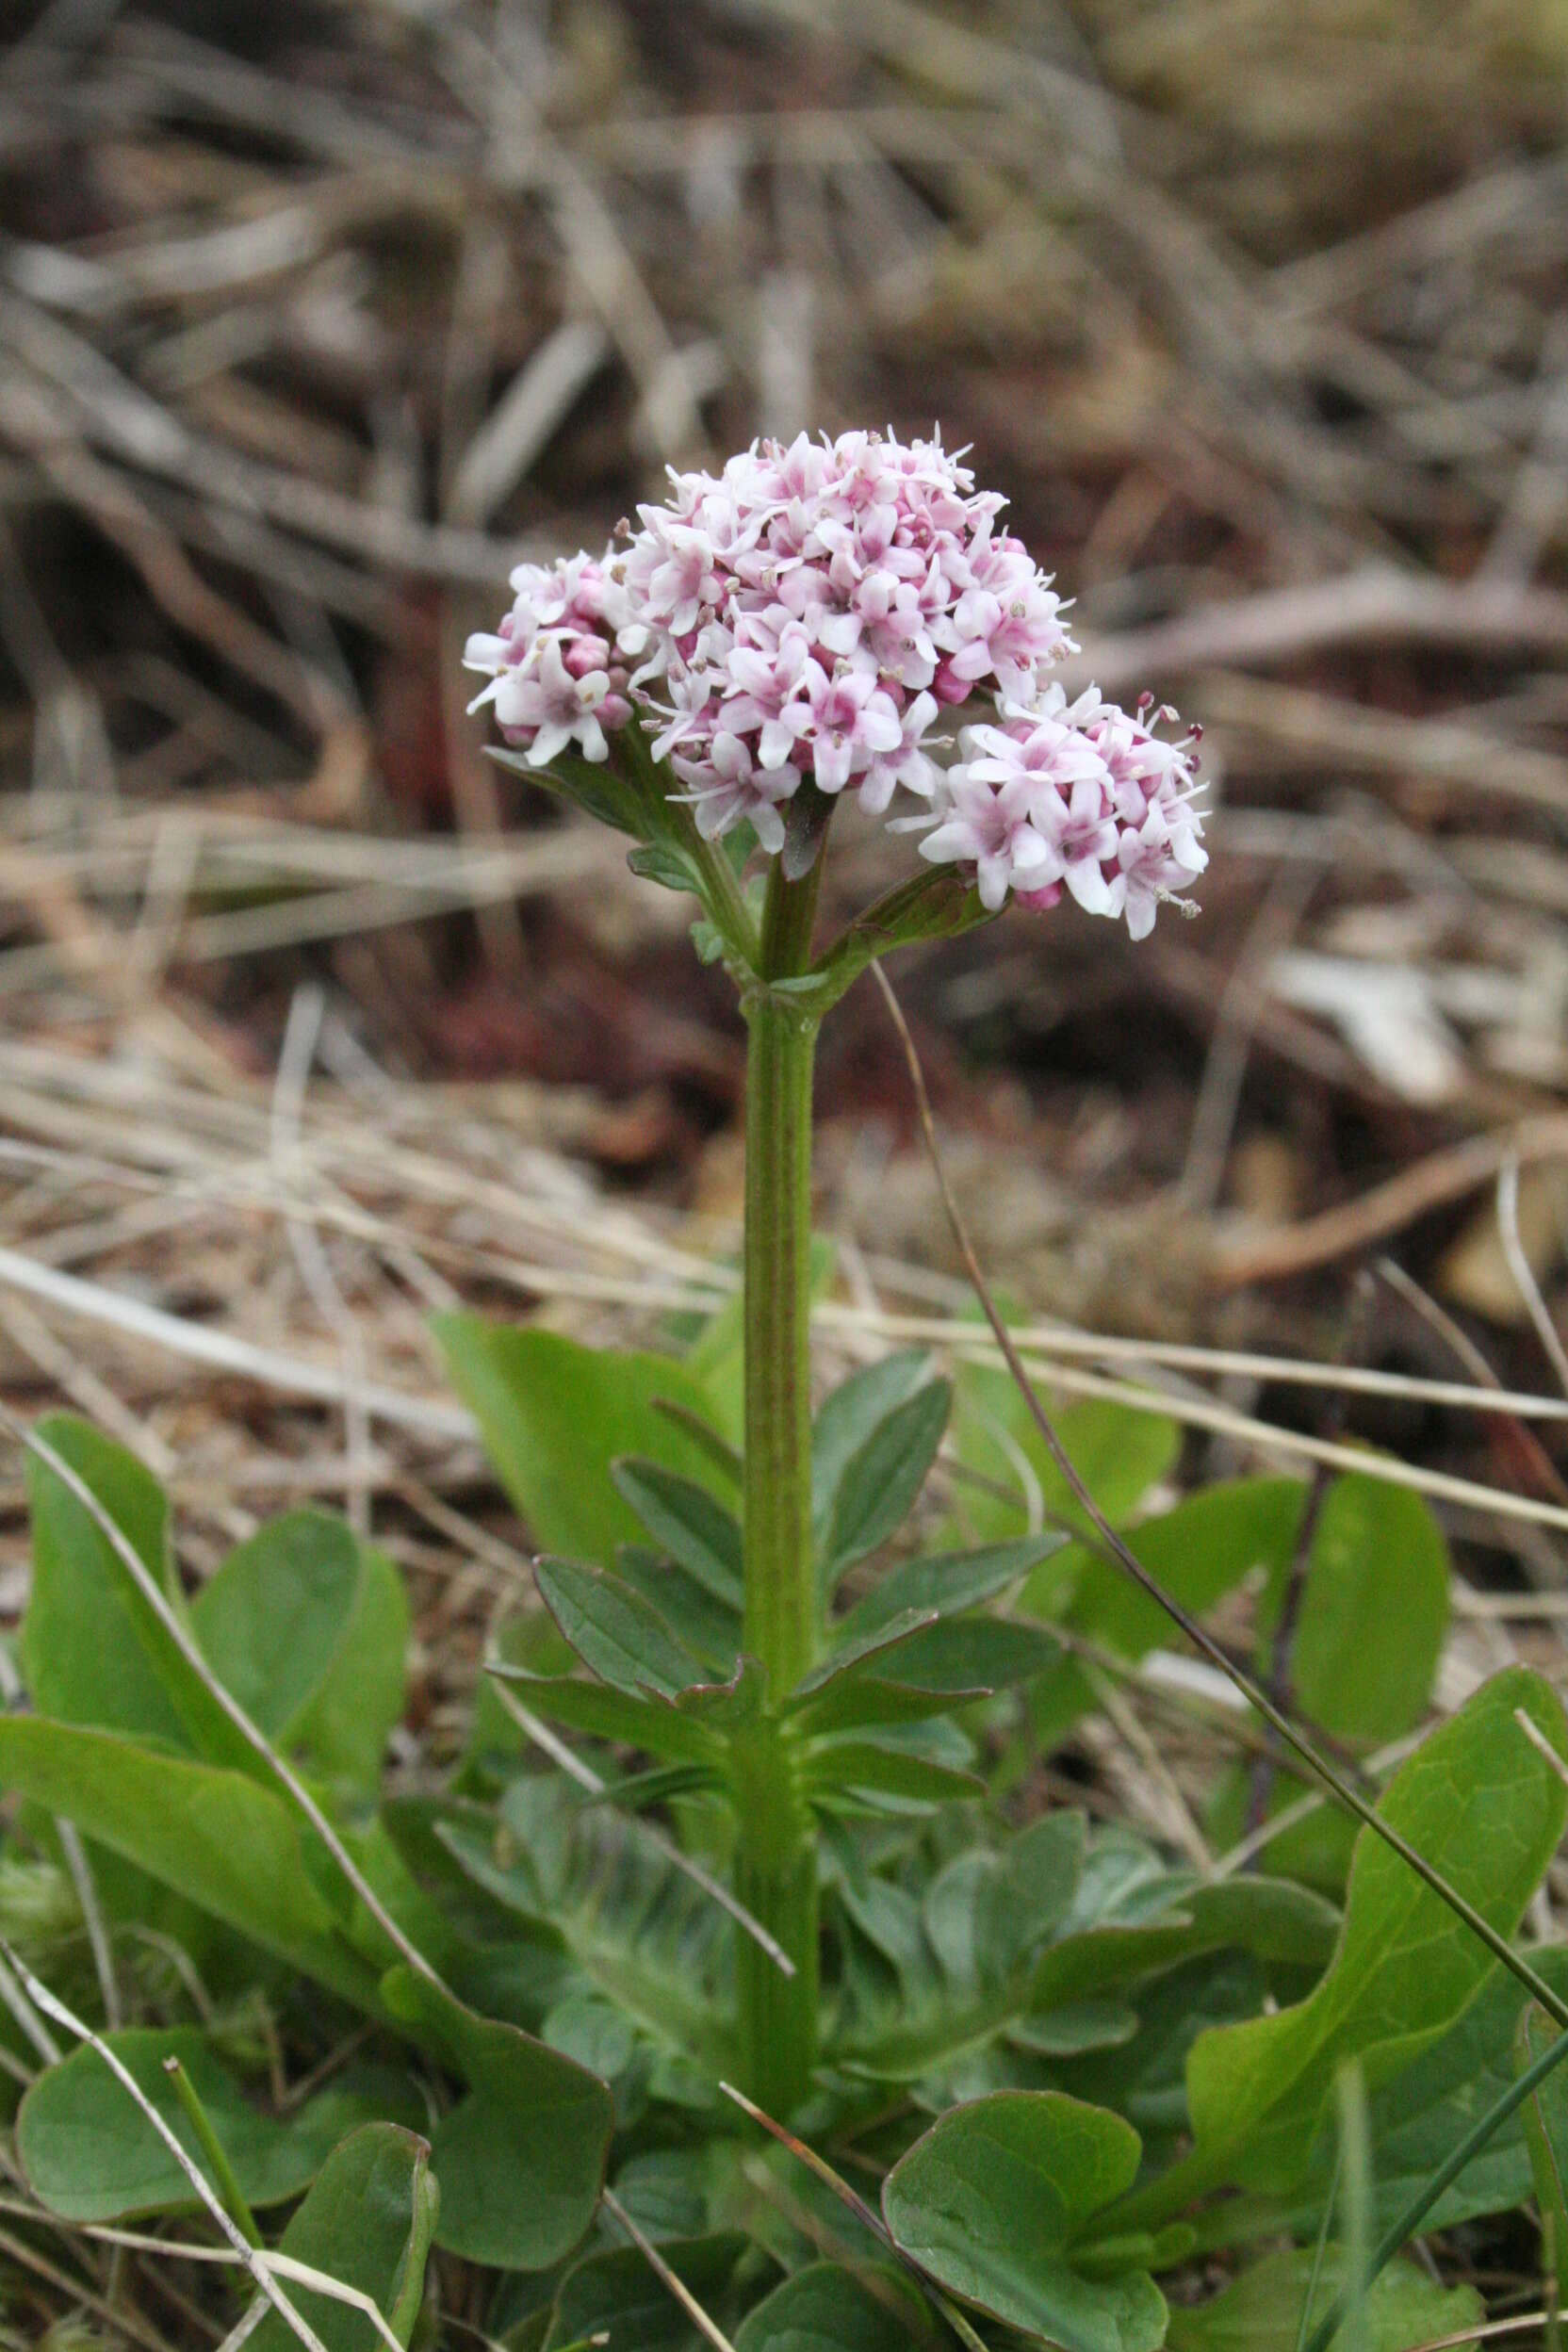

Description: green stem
[735,860,823,2113]
[164,2056,262,2248]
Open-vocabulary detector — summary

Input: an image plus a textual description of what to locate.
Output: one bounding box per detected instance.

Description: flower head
[465,428,1205,933]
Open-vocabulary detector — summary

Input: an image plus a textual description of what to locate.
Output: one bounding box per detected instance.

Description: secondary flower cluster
[464,429,1206,932]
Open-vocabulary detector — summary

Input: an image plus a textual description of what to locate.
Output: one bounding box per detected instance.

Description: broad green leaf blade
[382,1967,612,2271]
[821,1379,952,1589]
[0,1718,379,2008]
[734,2262,929,2352]
[434,1320,726,1561]
[1165,2250,1483,2352]
[812,1351,935,1542]
[840,1533,1067,1642]
[1283,1478,1449,1748]
[1186,1668,1568,2195]
[610,1459,743,1609]
[546,2232,748,2352]
[488,1667,723,1765]
[19,2032,422,2223]
[23,1415,252,1772]
[191,1511,408,1791]
[1047,1478,1307,1658]
[249,2123,439,2352]
[534,1557,707,1699]
[882,2091,1168,2352]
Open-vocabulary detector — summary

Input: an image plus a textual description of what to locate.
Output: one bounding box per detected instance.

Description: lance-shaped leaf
[614,1544,742,1676]
[838,1532,1067,1642]
[611,1459,744,1609]
[883,2091,1168,2352]
[382,1967,612,2270]
[1184,1667,1568,2196]
[488,1665,726,1767]
[533,1556,710,1698]
[805,1739,984,1807]
[19,2031,423,2223]
[819,1380,952,1589]
[812,1352,935,1541]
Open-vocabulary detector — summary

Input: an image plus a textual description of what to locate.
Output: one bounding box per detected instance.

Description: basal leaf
[533,1556,707,1699]
[952,1366,1178,1546]
[1185,1668,1568,2196]
[191,1511,408,1792]
[547,2232,749,2352]
[734,2262,929,2352]
[0,1717,379,2008]
[1030,1877,1341,2015]
[1165,2250,1483,2352]
[611,1460,744,1609]
[883,2091,1168,2352]
[248,2123,439,2352]
[435,1321,726,1561]
[23,1415,252,1772]
[382,1968,612,2270]
[19,2032,422,2223]
[820,1380,952,1589]
[1279,1478,1449,1749]
[1520,2001,1568,2319]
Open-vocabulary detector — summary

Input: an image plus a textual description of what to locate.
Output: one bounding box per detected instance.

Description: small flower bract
[464,427,1207,932]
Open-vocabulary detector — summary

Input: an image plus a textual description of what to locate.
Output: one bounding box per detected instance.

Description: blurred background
[4,0,1568,1637]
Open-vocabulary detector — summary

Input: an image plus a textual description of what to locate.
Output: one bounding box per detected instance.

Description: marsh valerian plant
[4,432,1568,2352]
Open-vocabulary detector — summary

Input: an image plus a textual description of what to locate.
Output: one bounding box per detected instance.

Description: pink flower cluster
[908,684,1207,939]
[463,428,1207,932]
[464,551,634,768]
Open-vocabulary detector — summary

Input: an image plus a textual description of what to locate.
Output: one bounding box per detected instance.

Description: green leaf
[488,743,645,838]
[434,1321,727,1561]
[1185,1667,1568,2195]
[1031,1877,1341,2015]
[614,1544,741,1676]
[191,1511,407,1792]
[546,2232,748,2352]
[812,1353,935,1542]
[1165,2250,1483,2352]
[734,2262,930,2352]
[805,1740,983,1807]
[628,840,706,897]
[882,2091,1168,2352]
[0,1718,379,2008]
[790,1609,939,1699]
[890,1616,1063,1692]
[611,1460,744,1609]
[1278,1478,1449,1748]
[790,1677,970,1738]
[820,1380,952,1589]
[249,2123,439,2352]
[1048,1478,1306,1659]
[489,1666,724,1767]
[381,1968,612,2270]
[1520,2001,1568,2317]
[18,2032,422,2223]
[22,1415,253,1772]
[839,1533,1066,1642]
[952,1367,1179,1546]
[534,1557,707,1699]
